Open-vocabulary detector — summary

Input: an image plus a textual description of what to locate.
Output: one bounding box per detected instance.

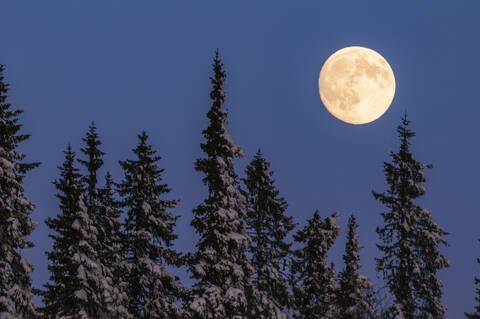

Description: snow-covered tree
[291,211,340,319]
[242,149,295,318]
[77,124,130,318]
[96,172,131,318]
[118,131,186,319]
[78,122,105,205]
[187,51,257,318]
[373,115,450,319]
[0,64,39,318]
[465,240,480,319]
[338,214,374,319]
[43,145,111,318]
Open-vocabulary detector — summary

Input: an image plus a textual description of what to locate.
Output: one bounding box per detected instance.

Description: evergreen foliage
[291,211,340,319]
[118,131,186,319]
[2,51,466,319]
[338,214,374,319]
[43,146,109,318]
[78,124,130,318]
[465,240,480,319]
[373,115,450,319]
[187,51,257,318]
[78,123,105,204]
[0,64,39,318]
[243,149,295,318]
[97,172,131,318]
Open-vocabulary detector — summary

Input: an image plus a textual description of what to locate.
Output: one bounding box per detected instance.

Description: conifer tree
[373,115,450,319]
[338,214,374,319]
[43,145,111,318]
[243,149,295,318]
[97,172,131,318]
[77,124,130,318]
[187,51,257,318]
[118,131,186,319]
[291,211,340,319]
[465,240,480,319]
[0,64,39,318]
[78,122,105,205]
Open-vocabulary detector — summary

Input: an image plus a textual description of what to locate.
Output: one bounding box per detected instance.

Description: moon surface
[318,46,395,125]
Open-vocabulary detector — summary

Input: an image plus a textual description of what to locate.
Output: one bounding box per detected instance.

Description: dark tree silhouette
[291,211,340,319]
[338,214,374,319]
[243,149,295,318]
[187,51,257,318]
[43,146,113,318]
[374,115,449,319]
[118,132,186,318]
[0,64,39,318]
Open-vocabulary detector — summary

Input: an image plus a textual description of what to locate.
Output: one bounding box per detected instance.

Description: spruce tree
[187,51,257,318]
[465,240,480,319]
[43,145,109,318]
[118,131,186,319]
[373,115,449,319]
[338,214,374,319]
[97,172,131,318]
[291,211,340,319]
[77,124,130,318]
[243,149,295,318]
[78,122,104,205]
[0,64,39,318]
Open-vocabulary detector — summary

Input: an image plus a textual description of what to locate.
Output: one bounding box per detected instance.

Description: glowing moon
[318,46,395,125]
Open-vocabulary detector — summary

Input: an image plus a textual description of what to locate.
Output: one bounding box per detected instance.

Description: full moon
[318,46,395,125]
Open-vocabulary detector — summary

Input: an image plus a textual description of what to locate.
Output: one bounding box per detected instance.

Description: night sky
[1,1,478,317]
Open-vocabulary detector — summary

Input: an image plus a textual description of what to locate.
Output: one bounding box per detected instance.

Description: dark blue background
[1,1,477,316]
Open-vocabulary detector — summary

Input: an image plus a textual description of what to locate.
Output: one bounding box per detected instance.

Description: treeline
[0,52,477,319]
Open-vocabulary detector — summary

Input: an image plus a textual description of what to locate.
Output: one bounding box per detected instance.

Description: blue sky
[1,1,478,316]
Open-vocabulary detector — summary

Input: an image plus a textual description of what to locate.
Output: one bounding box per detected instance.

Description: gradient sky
[1,1,478,317]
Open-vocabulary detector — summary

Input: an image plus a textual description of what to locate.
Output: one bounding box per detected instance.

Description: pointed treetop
[398,111,415,149]
[0,64,40,171]
[210,49,227,107]
[132,131,162,163]
[60,144,78,179]
[53,144,82,203]
[197,50,244,161]
[255,148,263,157]
[338,213,374,319]
[63,143,75,166]
[80,122,103,152]
[78,122,105,200]
[138,130,149,144]
[341,213,363,275]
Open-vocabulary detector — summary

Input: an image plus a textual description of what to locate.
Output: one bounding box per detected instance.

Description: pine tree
[43,145,109,318]
[465,240,480,319]
[77,124,130,318]
[118,131,186,319]
[0,64,39,318]
[243,149,295,318]
[373,115,450,319]
[338,214,374,319]
[187,51,257,318]
[291,211,340,319]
